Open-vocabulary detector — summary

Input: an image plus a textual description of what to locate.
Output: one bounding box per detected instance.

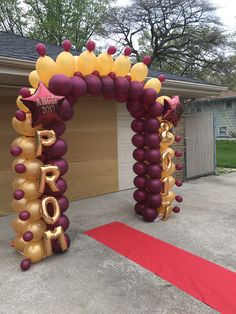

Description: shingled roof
[0,31,216,86]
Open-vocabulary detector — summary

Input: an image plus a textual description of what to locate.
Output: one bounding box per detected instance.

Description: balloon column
[11,39,183,270]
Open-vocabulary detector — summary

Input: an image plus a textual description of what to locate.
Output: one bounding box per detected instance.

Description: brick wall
[172,117,185,181]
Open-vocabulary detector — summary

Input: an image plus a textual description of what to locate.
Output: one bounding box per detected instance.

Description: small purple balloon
[20,87,31,98]
[115,77,130,95]
[60,99,74,121]
[36,43,46,56]
[10,146,22,157]
[15,163,26,174]
[141,88,157,105]
[131,119,145,133]
[20,258,31,271]
[52,233,70,253]
[84,74,102,96]
[19,210,31,221]
[70,76,87,98]
[147,194,162,208]
[44,121,66,137]
[148,102,164,117]
[14,189,24,200]
[145,133,160,148]
[134,203,145,216]
[133,148,146,161]
[133,162,146,176]
[133,189,147,204]
[142,207,157,222]
[173,206,181,213]
[49,74,72,96]
[129,81,144,100]
[145,117,160,132]
[146,179,162,194]
[132,134,145,148]
[101,76,115,94]
[45,177,67,197]
[176,163,183,171]
[146,164,162,178]
[47,158,68,176]
[15,110,26,121]
[23,231,33,242]
[49,214,70,231]
[43,138,68,158]
[146,148,161,164]
[133,176,146,189]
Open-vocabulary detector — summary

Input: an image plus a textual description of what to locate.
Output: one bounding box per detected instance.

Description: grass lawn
[216,140,236,168]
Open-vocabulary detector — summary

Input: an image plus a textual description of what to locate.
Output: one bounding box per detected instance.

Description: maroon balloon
[146,164,162,178]
[101,76,115,94]
[66,95,78,106]
[60,99,74,121]
[175,179,183,187]
[14,189,24,200]
[126,100,142,112]
[133,148,146,161]
[52,233,71,254]
[129,81,143,100]
[115,77,130,95]
[130,109,146,119]
[148,102,164,117]
[142,207,157,222]
[175,195,183,203]
[45,177,67,197]
[176,163,183,171]
[20,87,31,98]
[84,74,102,96]
[132,134,145,148]
[131,119,145,133]
[103,92,115,100]
[23,231,33,242]
[145,117,160,132]
[15,163,26,174]
[49,214,70,231]
[146,179,162,194]
[133,176,146,189]
[145,133,160,148]
[141,88,157,105]
[10,146,22,157]
[47,195,69,216]
[134,203,145,216]
[44,121,66,136]
[47,158,68,176]
[115,94,128,103]
[15,110,26,121]
[147,193,162,208]
[173,206,180,213]
[133,189,147,204]
[43,138,68,158]
[20,259,31,271]
[145,149,161,164]
[175,135,182,142]
[133,162,146,176]
[19,210,31,221]
[175,150,182,158]
[70,76,87,99]
[36,43,46,56]
[49,74,72,96]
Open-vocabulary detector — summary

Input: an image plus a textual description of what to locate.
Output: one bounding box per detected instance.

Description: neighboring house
[186,91,236,138]
[0,31,228,215]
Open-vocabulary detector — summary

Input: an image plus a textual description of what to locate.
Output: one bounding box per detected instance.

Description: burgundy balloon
[14,189,24,200]
[145,117,160,132]
[175,150,182,158]
[133,189,147,204]
[132,134,145,148]
[173,206,181,213]
[145,133,160,148]
[15,110,26,121]
[47,158,68,176]
[73,71,83,78]
[175,195,183,203]
[148,102,164,117]
[159,74,166,82]
[10,146,22,157]
[175,179,183,187]
[130,109,146,119]
[84,74,102,96]
[145,149,161,164]
[49,214,70,231]
[108,72,116,79]
[175,135,182,142]
[101,76,115,94]
[115,77,130,95]
[143,55,152,65]
[20,259,31,271]
[103,93,115,100]
[133,162,146,176]
[38,154,48,163]
[45,177,67,197]
[36,43,46,56]
[129,81,144,100]
[20,87,31,98]
[19,210,31,221]
[131,119,145,133]
[43,138,68,158]
[86,40,95,51]
[176,163,183,171]
[52,233,71,254]
[70,76,87,98]
[133,176,146,189]
[15,163,26,174]
[66,95,77,106]
[44,121,66,136]
[63,39,72,51]
[133,148,146,161]
[146,179,162,194]
[142,207,157,222]
[23,231,33,242]
[60,99,74,121]
[147,193,162,208]
[146,164,162,178]
[134,203,145,216]
[49,74,72,96]
[47,195,69,216]
[126,100,142,112]
[115,94,128,103]
[141,88,157,105]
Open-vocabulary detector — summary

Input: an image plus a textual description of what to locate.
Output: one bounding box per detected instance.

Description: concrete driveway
[0,173,236,314]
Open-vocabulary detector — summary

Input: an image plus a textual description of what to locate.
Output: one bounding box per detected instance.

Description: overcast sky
[116,0,236,31]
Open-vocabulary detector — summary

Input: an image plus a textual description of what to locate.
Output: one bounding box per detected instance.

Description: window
[225,100,232,109]
[196,103,202,113]
[219,126,227,136]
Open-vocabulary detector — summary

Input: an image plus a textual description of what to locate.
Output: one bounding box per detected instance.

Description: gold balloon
[18,179,42,200]
[56,51,76,77]
[130,62,148,82]
[162,190,176,203]
[112,55,131,77]
[162,162,176,177]
[12,113,41,137]
[44,226,68,256]
[11,136,37,159]
[36,130,56,156]
[14,236,27,253]
[25,220,47,242]
[160,146,175,158]
[145,78,161,93]
[12,218,28,235]
[36,56,57,86]
[168,176,175,188]
[12,198,28,212]
[23,240,45,263]
[23,159,44,180]
[16,95,30,113]
[74,56,79,71]
[96,52,114,76]
[156,95,171,105]
[77,50,96,76]
[39,165,60,193]
[160,132,175,148]
[29,70,40,88]
[12,177,26,189]
[25,199,42,221]
[158,201,173,220]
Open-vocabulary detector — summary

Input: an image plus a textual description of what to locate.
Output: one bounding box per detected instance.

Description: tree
[101,0,231,80]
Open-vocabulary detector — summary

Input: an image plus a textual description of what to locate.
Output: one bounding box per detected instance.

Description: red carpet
[85,222,236,314]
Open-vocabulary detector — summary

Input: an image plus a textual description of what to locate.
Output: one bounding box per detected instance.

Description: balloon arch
[10,40,183,271]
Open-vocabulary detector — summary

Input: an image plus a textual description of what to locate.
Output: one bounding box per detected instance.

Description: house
[186,91,236,138]
[0,31,228,215]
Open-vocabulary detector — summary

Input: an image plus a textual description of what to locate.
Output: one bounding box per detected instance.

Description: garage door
[185,113,216,178]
